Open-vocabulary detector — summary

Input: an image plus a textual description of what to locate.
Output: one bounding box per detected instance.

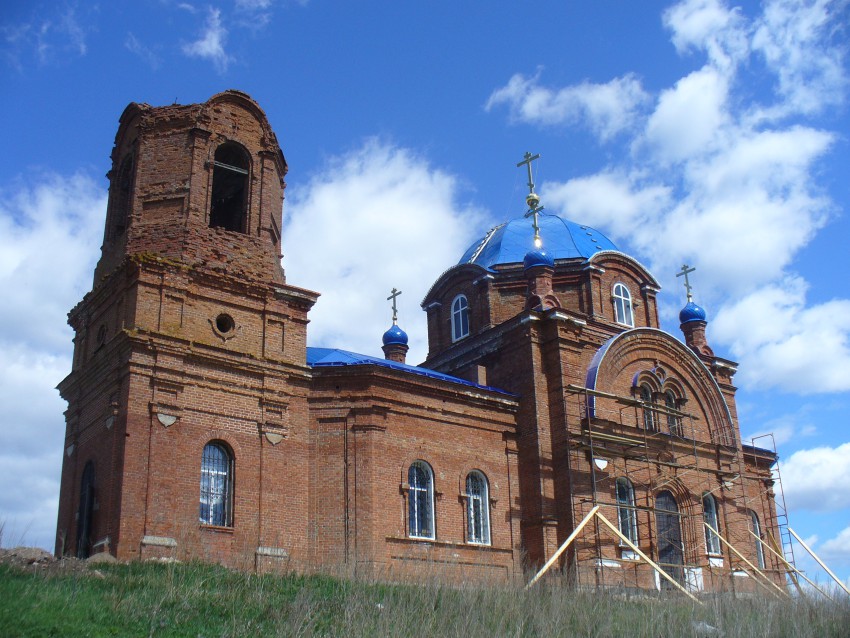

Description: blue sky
[1,0,849,588]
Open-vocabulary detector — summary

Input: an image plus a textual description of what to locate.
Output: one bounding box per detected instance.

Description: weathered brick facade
[57,91,784,593]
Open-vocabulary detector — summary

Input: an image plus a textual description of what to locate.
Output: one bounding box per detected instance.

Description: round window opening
[215,313,235,334]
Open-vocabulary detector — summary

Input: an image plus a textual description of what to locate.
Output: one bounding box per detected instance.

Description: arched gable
[585,328,736,446]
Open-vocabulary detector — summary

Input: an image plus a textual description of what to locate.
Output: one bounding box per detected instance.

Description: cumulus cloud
[284,140,487,364]
[781,443,850,512]
[0,173,106,550]
[486,71,650,142]
[820,525,850,565]
[713,279,850,392]
[751,0,850,118]
[490,0,848,394]
[182,7,232,72]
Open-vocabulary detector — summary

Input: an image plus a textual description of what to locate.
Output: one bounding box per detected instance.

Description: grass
[1,560,849,637]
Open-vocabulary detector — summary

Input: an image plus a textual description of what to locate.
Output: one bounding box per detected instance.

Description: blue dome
[382,324,408,346]
[679,301,707,324]
[458,212,617,269]
[523,248,554,270]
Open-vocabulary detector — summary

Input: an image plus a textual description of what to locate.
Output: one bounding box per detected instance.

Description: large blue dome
[458,213,618,269]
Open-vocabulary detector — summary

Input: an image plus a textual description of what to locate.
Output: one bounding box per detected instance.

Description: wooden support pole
[789,528,850,596]
[765,529,803,595]
[525,505,600,590]
[752,531,831,601]
[595,511,701,604]
[704,522,788,598]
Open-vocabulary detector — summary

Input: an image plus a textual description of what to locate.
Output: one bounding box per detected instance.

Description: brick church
[56,91,787,592]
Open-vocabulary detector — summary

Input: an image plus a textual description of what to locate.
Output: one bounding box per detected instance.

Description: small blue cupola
[382,324,409,346]
[679,300,707,325]
[523,248,555,270]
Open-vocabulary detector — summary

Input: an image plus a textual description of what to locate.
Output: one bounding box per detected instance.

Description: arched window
[210,142,250,232]
[200,442,234,527]
[750,511,765,569]
[702,493,721,555]
[451,294,470,342]
[640,385,656,431]
[616,477,638,544]
[612,283,634,327]
[655,491,684,586]
[465,471,490,545]
[408,461,435,539]
[76,461,95,559]
[107,155,134,242]
[665,391,682,436]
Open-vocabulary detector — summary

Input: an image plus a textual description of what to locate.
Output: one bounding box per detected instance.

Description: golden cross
[387,287,402,324]
[517,152,544,247]
[676,264,696,302]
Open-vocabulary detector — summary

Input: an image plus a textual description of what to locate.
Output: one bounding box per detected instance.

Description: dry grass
[1,557,848,637]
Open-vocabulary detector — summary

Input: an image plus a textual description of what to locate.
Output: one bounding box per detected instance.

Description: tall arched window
[640,385,656,431]
[665,391,682,436]
[451,294,470,342]
[76,461,95,559]
[750,511,765,569]
[702,493,721,555]
[616,477,638,544]
[408,461,435,539]
[200,442,234,527]
[210,142,250,232]
[612,283,634,327]
[465,471,490,545]
[107,155,134,242]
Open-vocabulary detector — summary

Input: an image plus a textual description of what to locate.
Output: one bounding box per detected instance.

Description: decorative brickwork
[57,92,785,593]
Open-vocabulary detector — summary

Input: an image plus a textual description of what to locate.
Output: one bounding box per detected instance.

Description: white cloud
[752,0,850,118]
[0,173,105,551]
[781,443,850,512]
[492,0,849,394]
[820,525,850,565]
[182,7,232,72]
[663,0,749,70]
[712,280,850,393]
[284,140,487,364]
[486,71,649,142]
[1,6,89,69]
[642,67,730,163]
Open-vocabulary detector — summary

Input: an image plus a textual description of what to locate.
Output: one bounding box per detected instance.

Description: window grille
[466,471,491,545]
[616,477,638,544]
[408,461,435,539]
[640,385,656,431]
[703,494,721,555]
[200,442,233,526]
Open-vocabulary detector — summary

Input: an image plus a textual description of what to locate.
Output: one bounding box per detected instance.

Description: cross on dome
[676,264,696,302]
[387,287,402,324]
[517,151,545,248]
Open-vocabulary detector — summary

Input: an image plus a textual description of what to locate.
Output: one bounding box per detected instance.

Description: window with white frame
[750,510,765,569]
[408,461,435,539]
[451,294,470,342]
[616,477,639,545]
[612,283,634,327]
[200,442,233,527]
[465,471,491,545]
[702,494,721,555]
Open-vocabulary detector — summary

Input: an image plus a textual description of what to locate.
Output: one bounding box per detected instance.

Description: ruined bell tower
[56,91,319,566]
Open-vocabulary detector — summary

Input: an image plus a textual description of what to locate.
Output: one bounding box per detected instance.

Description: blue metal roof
[306,347,514,396]
[458,212,617,270]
